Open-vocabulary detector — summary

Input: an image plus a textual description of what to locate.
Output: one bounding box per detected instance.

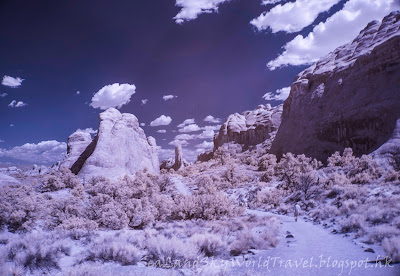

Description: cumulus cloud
[141,99,149,105]
[203,125,221,131]
[163,95,178,101]
[267,0,400,70]
[76,91,80,95]
[262,87,291,101]
[150,115,172,127]
[140,123,146,127]
[157,146,198,162]
[262,0,283,5]
[179,123,201,133]
[204,115,221,124]
[195,140,214,149]
[174,0,230,24]
[196,129,215,139]
[1,93,7,97]
[8,100,27,108]
[76,127,97,134]
[251,0,340,33]
[10,124,14,127]
[0,140,4,143]
[177,118,195,128]
[157,129,167,133]
[2,76,24,88]
[168,139,189,147]
[175,134,196,140]
[90,83,136,110]
[0,140,67,164]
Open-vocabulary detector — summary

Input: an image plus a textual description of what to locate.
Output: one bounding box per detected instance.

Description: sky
[0,0,399,165]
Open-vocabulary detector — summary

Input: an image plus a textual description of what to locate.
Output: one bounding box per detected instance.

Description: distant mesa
[197,104,283,162]
[270,11,400,162]
[61,108,160,180]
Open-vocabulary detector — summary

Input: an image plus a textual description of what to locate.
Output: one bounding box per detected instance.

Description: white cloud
[168,139,189,147]
[140,123,146,127]
[8,100,27,108]
[0,93,7,97]
[163,95,178,101]
[157,146,198,162]
[150,115,172,127]
[267,0,400,70]
[251,0,340,33]
[2,76,24,88]
[204,115,221,124]
[179,123,201,133]
[10,124,14,127]
[76,127,97,134]
[0,140,4,143]
[262,87,291,101]
[203,125,221,131]
[177,118,195,128]
[262,0,283,5]
[90,83,136,110]
[76,91,80,95]
[157,129,167,133]
[197,129,215,139]
[175,134,196,140]
[0,140,67,164]
[195,140,214,149]
[174,0,230,23]
[141,99,148,105]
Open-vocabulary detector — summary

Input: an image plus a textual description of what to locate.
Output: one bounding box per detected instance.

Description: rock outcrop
[372,118,400,169]
[70,108,160,180]
[214,104,283,151]
[160,145,190,171]
[271,12,400,162]
[60,131,92,170]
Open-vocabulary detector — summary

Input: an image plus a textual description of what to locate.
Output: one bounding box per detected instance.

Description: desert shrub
[340,214,365,233]
[39,174,65,192]
[59,167,81,189]
[365,206,392,225]
[255,189,283,210]
[368,225,400,243]
[83,236,141,265]
[327,148,383,184]
[189,233,227,257]
[383,237,400,262]
[310,205,339,220]
[0,185,42,232]
[338,199,358,215]
[275,153,322,192]
[173,192,244,220]
[144,233,199,266]
[45,196,87,230]
[258,154,277,182]
[5,232,70,273]
[57,217,98,231]
[197,175,217,194]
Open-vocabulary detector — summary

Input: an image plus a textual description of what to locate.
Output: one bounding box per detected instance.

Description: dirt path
[222,209,400,276]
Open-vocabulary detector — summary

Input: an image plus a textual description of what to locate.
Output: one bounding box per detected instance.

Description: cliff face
[271,12,400,162]
[69,108,159,180]
[214,104,283,151]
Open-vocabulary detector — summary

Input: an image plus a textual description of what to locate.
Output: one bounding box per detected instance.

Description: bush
[5,232,70,273]
[340,214,365,233]
[40,174,65,192]
[83,236,141,265]
[189,233,227,257]
[383,237,400,262]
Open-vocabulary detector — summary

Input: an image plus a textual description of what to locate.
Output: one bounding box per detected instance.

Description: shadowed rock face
[69,108,159,180]
[60,131,92,171]
[214,104,283,151]
[271,12,400,162]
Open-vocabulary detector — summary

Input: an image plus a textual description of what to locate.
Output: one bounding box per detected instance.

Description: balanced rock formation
[60,131,92,170]
[271,12,400,162]
[70,108,159,180]
[160,145,190,171]
[214,104,283,151]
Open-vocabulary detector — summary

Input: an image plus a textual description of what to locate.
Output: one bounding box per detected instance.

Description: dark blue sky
[0,0,350,164]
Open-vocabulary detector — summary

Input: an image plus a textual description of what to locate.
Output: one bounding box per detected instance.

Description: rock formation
[60,131,92,170]
[160,145,190,171]
[214,104,283,151]
[271,12,400,162]
[70,108,160,180]
[372,118,400,169]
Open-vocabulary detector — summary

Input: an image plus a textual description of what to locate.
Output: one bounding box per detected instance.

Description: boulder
[60,131,92,170]
[71,108,160,180]
[271,12,400,162]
